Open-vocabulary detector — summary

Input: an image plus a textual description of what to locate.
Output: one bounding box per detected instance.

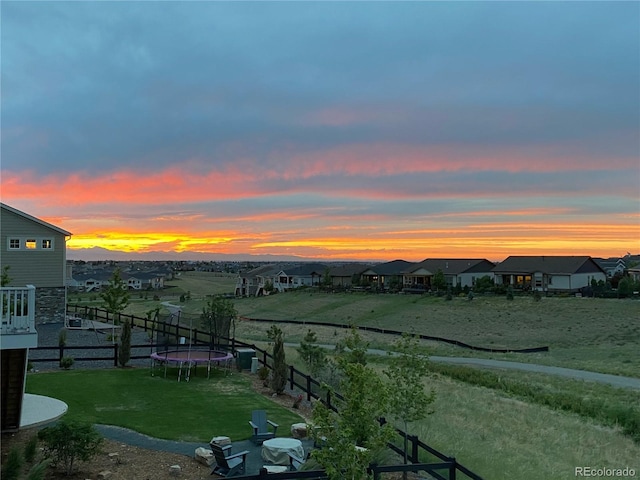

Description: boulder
[194,447,215,466]
[210,435,231,446]
[291,422,308,439]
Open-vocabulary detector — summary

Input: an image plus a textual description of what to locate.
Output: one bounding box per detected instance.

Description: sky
[1,1,639,263]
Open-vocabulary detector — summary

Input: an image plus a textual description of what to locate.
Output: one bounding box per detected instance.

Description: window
[9,238,20,249]
[41,239,53,249]
[25,239,37,249]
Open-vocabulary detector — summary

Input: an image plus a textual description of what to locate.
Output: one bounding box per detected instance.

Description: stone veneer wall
[35,286,66,324]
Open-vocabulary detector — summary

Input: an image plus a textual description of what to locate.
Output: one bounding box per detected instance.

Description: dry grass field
[232,290,640,377]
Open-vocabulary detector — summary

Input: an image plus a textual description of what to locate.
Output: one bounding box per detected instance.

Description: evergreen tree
[118,319,131,367]
[267,325,287,394]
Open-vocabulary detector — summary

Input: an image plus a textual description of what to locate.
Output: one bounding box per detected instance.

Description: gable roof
[1,202,72,236]
[279,263,328,276]
[408,258,495,275]
[329,263,373,277]
[366,259,416,275]
[492,256,606,275]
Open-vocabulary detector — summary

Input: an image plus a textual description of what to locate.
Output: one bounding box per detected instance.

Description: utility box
[236,348,256,370]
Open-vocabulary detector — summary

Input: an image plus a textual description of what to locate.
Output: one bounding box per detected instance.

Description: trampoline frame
[150,349,233,382]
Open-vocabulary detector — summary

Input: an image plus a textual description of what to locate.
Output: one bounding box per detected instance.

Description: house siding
[1,208,68,287]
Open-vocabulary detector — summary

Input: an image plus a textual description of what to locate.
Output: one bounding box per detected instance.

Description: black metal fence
[44,306,485,480]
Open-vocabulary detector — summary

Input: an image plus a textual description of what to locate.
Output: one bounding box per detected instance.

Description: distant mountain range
[66,246,373,263]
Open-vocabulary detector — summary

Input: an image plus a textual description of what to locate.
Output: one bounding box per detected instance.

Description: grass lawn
[26,368,304,442]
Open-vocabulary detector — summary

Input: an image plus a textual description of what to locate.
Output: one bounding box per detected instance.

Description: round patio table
[261,437,304,466]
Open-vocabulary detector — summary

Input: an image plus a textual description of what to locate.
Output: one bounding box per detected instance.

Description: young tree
[38,421,103,476]
[267,325,287,394]
[432,269,446,292]
[200,296,237,345]
[118,319,132,367]
[312,329,393,480]
[335,326,369,366]
[100,269,129,325]
[322,268,332,289]
[384,334,435,471]
[297,329,327,377]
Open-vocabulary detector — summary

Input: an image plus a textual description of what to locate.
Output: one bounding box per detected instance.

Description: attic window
[41,239,53,249]
[25,239,37,249]
[9,238,20,249]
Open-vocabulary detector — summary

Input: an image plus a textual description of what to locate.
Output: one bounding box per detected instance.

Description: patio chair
[209,443,249,477]
[249,409,278,445]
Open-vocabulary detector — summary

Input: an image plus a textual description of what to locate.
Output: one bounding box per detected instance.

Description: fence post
[409,434,419,463]
[449,456,457,480]
[289,365,294,390]
[326,390,332,410]
[58,346,64,366]
[306,375,312,401]
[114,343,119,367]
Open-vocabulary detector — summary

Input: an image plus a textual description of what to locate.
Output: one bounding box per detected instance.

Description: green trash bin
[236,348,256,370]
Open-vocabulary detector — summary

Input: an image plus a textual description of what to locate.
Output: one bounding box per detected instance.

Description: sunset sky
[2,1,639,262]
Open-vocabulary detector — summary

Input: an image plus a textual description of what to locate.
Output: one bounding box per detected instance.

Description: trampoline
[151,349,234,382]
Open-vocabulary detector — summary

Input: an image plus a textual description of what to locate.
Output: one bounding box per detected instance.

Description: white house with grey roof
[492,256,606,293]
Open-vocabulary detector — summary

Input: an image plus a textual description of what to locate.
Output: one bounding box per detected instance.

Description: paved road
[285,343,640,391]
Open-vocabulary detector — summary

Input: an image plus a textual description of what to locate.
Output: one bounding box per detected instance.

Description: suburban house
[235,264,283,297]
[492,256,607,293]
[403,258,496,290]
[271,263,328,292]
[328,263,373,288]
[628,268,640,283]
[361,260,416,290]
[68,270,113,292]
[125,270,166,290]
[1,202,71,431]
[593,257,626,278]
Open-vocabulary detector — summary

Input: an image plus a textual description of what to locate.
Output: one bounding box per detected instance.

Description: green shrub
[59,356,74,370]
[38,421,103,476]
[57,329,67,347]
[24,436,38,464]
[25,460,51,480]
[1,447,23,480]
[257,366,270,381]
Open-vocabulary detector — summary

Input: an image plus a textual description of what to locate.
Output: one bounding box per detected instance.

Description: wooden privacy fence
[56,306,484,480]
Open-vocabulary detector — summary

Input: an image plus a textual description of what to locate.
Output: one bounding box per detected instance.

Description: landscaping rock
[97,471,112,479]
[291,422,308,439]
[169,464,181,476]
[210,435,231,446]
[194,447,214,466]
